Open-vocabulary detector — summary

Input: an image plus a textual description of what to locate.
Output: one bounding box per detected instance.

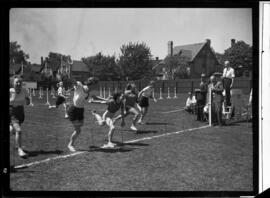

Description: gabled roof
[173,42,206,61]
[152,60,165,70]
[71,60,89,72]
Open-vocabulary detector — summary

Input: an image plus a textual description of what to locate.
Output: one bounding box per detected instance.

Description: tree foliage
[41,52,71,83]
[118,42,153,80]
[163,54,190,79]
[82,52,120,81]
[215,41,252,77]
[10,41,29,64]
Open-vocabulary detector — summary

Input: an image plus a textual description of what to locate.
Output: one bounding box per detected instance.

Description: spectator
[222,60,235,107]
[195,73,208,121]
[203,75,215,123]
[212,73,224,126]
[185,92,196,113]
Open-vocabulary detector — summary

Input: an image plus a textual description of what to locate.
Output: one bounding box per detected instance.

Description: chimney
[168,41,173,56]
[41,56,44,65]
[231,39,236,47]
[206,39,211,46]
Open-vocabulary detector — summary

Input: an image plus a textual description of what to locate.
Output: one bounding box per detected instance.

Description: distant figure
[185,92,196,113]
[48,81,69,118]
[222,60,235,107]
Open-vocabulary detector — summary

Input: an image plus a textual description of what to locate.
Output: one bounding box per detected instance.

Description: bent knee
[98,120,105,126]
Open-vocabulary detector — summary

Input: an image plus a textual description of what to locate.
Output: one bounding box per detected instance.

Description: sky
[10,8,252,64]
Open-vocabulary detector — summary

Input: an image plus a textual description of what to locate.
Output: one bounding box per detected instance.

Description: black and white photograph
[2,1,265,196]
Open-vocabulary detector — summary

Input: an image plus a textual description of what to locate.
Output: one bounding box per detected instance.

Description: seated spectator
[185,92,196,113]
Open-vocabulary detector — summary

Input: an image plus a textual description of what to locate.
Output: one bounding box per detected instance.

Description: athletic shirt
[10,88,27,106]
[141,86,154,98]
[57,87,65,96]
[73,82,89,108]
[124,91,138,107]
[107,99,123,114]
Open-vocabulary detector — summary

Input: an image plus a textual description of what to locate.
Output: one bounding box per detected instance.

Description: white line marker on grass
[125,125,210,143]
[14,125,210,169]
[15,151,84,169]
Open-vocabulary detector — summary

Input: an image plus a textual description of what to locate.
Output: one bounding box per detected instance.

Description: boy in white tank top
[67,77,98,152]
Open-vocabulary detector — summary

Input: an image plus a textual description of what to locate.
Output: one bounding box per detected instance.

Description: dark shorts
[139,96,149,107]
[68,105,84,122]
[10,105,25,125]
[56,96,66,106]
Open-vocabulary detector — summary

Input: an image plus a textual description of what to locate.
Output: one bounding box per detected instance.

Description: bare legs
[68,121,83,152]
[11,122,27,157]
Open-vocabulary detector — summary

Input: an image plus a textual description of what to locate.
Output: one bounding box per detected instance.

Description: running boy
[113,82,140,131]
[90,92,125,148]
[137,81,157,124]
[10,75,30,158]
[48,81,69,118]
[67,77,98,152]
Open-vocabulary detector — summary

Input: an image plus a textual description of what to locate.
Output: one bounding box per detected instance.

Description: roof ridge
[173,42,205,48]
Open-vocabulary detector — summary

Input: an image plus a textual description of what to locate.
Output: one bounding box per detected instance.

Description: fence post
[162,81,165,93]
[191,80,194,94]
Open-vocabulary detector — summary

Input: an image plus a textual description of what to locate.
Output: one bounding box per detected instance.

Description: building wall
[190,45,219,78]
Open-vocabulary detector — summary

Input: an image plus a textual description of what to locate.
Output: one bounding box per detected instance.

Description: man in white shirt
[222,60,235,107]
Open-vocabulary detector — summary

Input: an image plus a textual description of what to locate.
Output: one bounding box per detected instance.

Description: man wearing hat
[222,60,235,107]
[195,73,208,121]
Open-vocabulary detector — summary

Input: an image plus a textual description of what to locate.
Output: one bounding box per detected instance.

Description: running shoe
[18,148,28,158]
[68,145,76,152]
[130,124,138,131]
[101,142,116,148]
[137,120,145,125]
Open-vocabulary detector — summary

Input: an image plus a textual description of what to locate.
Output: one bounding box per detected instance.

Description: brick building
[154,39,221,79]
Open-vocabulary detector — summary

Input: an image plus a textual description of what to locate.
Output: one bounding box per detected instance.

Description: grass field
[9,91,253,191]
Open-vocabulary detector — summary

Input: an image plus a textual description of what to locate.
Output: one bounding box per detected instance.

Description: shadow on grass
[113,141,149,147]
[25,149,63,157]
[85,146,135,153]
[225,118,252,126]
[146,122,174,126]
[10,166,35,173]
[136,130,158,134]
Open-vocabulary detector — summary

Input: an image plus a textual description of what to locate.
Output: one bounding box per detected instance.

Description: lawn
[8,91,253,192]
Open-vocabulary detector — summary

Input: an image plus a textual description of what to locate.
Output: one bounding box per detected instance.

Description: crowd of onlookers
[184,60,249,126]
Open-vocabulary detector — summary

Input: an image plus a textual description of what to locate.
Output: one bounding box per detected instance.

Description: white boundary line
[161,108,185,114]
[125,125,210,143]
[14,125,210,169]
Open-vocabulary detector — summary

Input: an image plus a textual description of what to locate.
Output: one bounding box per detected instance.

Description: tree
[10,41,29,64]
[45,52,72,81]
[83,52,121,81]
[216,41,252,77]
[118,42,153,80]
[163,54,190,79]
